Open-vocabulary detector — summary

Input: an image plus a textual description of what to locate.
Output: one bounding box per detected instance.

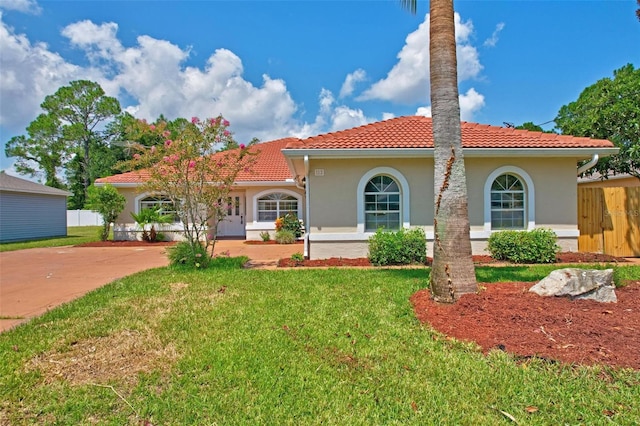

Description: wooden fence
[578,187,640,257]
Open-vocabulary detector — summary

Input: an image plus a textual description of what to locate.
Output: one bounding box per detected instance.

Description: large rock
[529,268,617,303]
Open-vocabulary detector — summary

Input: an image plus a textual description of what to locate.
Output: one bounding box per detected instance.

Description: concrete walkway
[0,240,302,332]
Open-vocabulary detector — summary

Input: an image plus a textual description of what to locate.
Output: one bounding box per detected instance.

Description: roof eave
[282,147,620,159]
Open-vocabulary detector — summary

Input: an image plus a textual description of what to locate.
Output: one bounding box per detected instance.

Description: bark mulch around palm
[280,252,640,370]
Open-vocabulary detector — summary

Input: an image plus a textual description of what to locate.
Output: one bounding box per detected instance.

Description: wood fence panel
[602,187,640,257]
[578,187,640,257]
[578,188,604,253]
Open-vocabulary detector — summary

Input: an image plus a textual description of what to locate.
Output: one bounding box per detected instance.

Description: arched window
[490,173,526,229]
[257,192,299,222]
[364,175,401,231]
[139,195,179,222]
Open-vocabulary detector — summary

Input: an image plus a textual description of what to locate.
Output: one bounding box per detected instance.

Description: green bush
[275,213,303,238]
[368,228,426,266]
[167,241,210,269]
[259,231,271,242]
[487,228,560,264]
[275,230,296,244]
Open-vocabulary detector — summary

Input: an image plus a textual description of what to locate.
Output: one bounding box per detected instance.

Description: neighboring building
[0,171,71,243]
[96,116,618,259]
[578,172,639,188]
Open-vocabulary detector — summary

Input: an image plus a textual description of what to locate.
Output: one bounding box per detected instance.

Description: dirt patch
[411,281,640,370]
[26,329,179,386]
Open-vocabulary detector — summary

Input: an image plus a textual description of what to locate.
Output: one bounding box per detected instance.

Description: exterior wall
[112,184,305,241]
[305,156,580,259]
[0,192,67,242]
[244,185,306,240]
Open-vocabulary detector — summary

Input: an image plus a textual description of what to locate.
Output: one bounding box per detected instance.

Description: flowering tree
[123,115,256,259]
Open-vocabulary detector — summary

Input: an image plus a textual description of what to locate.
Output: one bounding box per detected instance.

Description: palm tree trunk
[429,0,477,302]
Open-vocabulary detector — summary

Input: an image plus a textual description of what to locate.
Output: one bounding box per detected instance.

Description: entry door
[217,193,246,237]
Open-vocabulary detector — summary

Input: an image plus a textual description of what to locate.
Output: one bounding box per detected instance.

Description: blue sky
[1,0,639,179]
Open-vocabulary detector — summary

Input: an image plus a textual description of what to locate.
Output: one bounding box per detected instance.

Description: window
[364,175,401,231]
[139,195,180,222]
[257,192,298,222]
[490,173,525,229]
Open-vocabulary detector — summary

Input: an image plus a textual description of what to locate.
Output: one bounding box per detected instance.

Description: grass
[1,262,639,424]
[0,226,103,252]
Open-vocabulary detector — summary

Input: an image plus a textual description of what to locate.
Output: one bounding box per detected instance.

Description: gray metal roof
[0,171,71,196]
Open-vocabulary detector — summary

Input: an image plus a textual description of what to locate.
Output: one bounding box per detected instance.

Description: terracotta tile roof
[286,116,615,150]
[95,138,297,185]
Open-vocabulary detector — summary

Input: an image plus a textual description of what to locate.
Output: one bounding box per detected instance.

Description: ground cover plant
[0,226,103,252]
[1,263,639,424]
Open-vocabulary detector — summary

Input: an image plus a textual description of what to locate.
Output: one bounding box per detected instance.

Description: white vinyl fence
[67,210,103,226]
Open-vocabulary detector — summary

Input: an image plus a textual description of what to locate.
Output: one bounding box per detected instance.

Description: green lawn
[0,226,103,252]
[1,262,638,424]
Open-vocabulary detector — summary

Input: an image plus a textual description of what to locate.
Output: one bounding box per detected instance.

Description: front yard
[1,263,639,424]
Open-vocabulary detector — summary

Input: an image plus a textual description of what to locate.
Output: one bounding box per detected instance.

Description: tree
[402,0,477,302]
[555,64,640,180]
[123,116,256,264]
[86,184,126,241]
[5,113,69,188]
[41,80,121,205]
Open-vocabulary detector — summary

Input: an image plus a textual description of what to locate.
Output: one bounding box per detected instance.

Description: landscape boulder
[529,268,617,303]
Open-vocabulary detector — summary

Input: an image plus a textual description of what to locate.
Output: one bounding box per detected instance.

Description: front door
[217,193,246,237]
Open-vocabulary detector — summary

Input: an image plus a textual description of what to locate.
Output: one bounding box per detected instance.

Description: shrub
[275,230,296,244]
[167,241,210,269]
[275,213,303,238]
[259,231,271,242]
[487,228,560,264]
[368,228,426,266]
[291,252,305,262]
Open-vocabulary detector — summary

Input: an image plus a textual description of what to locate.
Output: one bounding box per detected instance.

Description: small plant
[275,213,303,238]
[85,184,126,241]
[368,228,426,266]
[291,252,305,263]
[131,207,173,242]
[275,230,296,244]
[259,231,271,242]
[167,241,210,268]
[487,228,560,263]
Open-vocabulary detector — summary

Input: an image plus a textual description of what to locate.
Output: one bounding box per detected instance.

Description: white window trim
[483,166,535,232]
[132,192,184,230]
[252,188,303,227]
[357,167,410,233]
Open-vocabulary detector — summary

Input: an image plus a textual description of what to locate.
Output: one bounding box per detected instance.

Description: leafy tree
[41,80,121,205]
[403,0,477,302]
[86,184,126,241]
[515,122,543,132]
[555,64,640,180]
[5,114,69,188]
[122,116,257,265]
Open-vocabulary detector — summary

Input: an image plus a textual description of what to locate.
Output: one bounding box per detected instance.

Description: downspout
[303,155,310,259]
[577,154,599,175]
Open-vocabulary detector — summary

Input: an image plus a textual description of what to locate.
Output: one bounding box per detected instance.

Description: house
[0,171,71,243]
[96,116,618,259]
[578,172,639,188]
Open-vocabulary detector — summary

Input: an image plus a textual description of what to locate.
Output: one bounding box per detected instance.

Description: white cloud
[339,69,366,98]
[484,22,505,48]
[0,14,81,132]
[0,0,41,14]
[415,88,485,121]
[359,12,482,104]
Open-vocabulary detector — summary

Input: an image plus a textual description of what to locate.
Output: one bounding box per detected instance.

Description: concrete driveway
[0,240,301,332]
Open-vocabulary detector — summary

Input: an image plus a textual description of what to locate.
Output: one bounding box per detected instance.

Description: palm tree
[402,0,477,302]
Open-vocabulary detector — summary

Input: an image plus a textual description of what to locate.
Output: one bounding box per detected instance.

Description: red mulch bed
[411,281,640,370]
[277,252,628,268]
[76,241,176,247]
[280,251,639,370]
